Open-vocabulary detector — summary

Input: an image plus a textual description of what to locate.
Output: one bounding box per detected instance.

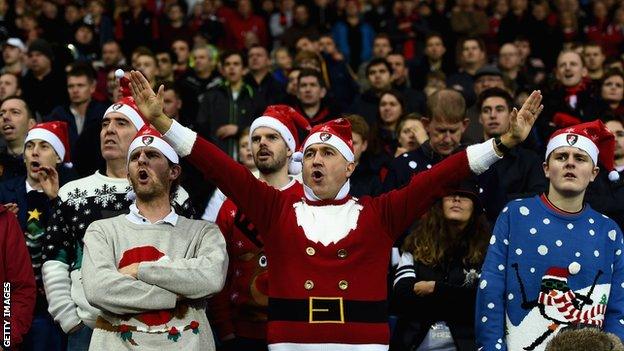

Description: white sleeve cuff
[163,120,197,158]
[42,260,82,333]
[466,139,502,175]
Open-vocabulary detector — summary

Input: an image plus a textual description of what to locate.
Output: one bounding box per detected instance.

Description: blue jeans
[22,313,64,351]
[67,325,93,351]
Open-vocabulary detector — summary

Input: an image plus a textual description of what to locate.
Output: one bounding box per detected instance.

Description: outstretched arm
[128,71,284,235]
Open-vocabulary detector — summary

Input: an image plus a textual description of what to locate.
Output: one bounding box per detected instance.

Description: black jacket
[196,82,261,156]
[585,167,624,230]
[349,89,381,127]
[349,152,390,198]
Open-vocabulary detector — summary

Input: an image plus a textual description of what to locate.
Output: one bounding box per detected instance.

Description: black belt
[269,297,388,323]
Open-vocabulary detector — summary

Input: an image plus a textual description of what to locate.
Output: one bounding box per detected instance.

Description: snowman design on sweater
[476,195,624,351]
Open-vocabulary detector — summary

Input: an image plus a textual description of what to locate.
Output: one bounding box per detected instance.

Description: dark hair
[167,159,181,201]
[344,114,370,141]
[402,198,490,267]
[298,68,326,88]
[379,89,406,115]
[0,96,34,120]
[0,73,20,91]
[477,87,514,111]
[247,44,268,56]
[366,57,393,76]
[220,50,246,67]
[160,81,180,97]
[132,46,154,58]
[374,33,392,45]
[425,32,444,45]
[67,62,96,83]
[396,113,422,135]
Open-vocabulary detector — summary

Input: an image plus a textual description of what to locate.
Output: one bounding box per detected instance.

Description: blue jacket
[331,20,375,67]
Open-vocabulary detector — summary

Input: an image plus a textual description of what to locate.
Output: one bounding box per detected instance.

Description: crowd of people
[1,0,624,350]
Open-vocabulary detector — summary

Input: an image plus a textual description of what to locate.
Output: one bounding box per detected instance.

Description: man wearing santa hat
[210,105,310,350]
[0,121,77,350]
[40,70,193,351]
[477,120,624,351]
[81,126,227,350]
[128,70,541,350]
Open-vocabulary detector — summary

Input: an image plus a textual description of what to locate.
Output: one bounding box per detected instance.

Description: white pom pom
[63,162,73,169]
[609,170,620,182]
[125,190,136,201]
[115,69,125,79]
[288,151,303,174]
[568,262,581,275]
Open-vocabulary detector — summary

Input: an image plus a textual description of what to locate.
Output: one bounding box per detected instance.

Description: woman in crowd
[394,113,429,157]
[391,181,490,351]
[376,89,406,156]
[600,68,624,120]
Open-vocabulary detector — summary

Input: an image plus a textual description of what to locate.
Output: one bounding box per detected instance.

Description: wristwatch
[494,137,510,156]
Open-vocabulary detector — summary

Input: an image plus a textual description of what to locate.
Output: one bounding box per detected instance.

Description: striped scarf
[538,290,606,327]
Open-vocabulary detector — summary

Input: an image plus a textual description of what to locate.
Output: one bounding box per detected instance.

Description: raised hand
[39,166,59,200]
[502,90,543,148]
[128,71,169,129]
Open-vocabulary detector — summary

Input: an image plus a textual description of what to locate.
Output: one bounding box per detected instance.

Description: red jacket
[210,180,303,340]
[181,133,472,348]
[0,205,36,348]
[221,11,269,50]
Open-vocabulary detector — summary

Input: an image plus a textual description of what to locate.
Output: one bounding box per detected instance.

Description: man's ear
[542,161,550,179]
[421,117,431,131]
[170,164,181,181]
[27,118,35,128]
[589,165,600,182]
[345,161,356,178]
[362,140,368,153]
[320,87,327,99]
[461,118,469,132]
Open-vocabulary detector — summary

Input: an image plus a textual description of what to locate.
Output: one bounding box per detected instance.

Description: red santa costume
[163,117,502,350]
[210,105,308,341]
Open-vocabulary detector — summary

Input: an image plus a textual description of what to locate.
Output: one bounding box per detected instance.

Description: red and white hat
[545,120,619,181]
[128,126,179,164]
[302,118,354,162]
[250,105,311,174]
[24,121,72,167]
[103,69,146,130]
[542,267,569,282]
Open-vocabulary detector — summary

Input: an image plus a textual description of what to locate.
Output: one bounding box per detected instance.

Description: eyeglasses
[542,280,567,290]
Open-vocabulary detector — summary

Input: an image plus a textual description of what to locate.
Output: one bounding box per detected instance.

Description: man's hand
[501,90,543,148]
[128,71,172,133]
[68,322,84,334]
[413,281,436,296]
[4,203,18,214]
[38,166,59,200]
[118,263,140,279]
[216,124,239,140]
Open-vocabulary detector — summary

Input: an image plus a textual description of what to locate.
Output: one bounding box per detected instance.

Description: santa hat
[102,69,146,130]
[545,120,620,182]
[250,105,311,174]
[24,121,72,167]
[543,267,569,282]
[128,126,179,164]
[302,118,355,162]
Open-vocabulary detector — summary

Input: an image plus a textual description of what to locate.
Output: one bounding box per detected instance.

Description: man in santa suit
[128,70,543,350]
[210,104,310,350]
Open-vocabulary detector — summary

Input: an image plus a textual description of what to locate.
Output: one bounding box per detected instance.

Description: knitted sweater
[162,120,501,350]
[476,195,624,351]
[41,171,194,333]
[81,214,227,350]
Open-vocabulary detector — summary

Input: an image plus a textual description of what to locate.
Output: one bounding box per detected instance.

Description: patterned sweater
[476,195,624,351]
[41,171,193,333]
[81,214,227,350]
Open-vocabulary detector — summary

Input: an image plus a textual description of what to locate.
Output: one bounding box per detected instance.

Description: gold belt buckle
[308,297,345,324]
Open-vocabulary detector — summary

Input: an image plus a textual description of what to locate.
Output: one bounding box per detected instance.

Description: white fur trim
[609,170,620,181]
[42,260,82,333]
[466,138,502,175]
[293,198,362,246]
[163,120,197,157]
[104,103,145,130]
[25,128,65,160]
[546,133,598,165]
[270,343,388,351]
[303,180,350,201]
[250,116,296,152]
[542,275,567,281]
[128,134,179,163]
[303,132,354,162]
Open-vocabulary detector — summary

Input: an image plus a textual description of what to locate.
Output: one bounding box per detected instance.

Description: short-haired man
[177,44,222,121]
[448,36,487,105]
[41,77,194,350]
[411,33,452,90]
[197,51,260,157]
[1,38,26,76]
[357,34,393,89]
[387,52,426,114]
[350,58,393,125]
[245,45,286,106]
[463,65,506,144]
[134,52,159,88]
[0,96,35,181]
[210,105,308,350]
[0,121,76,350]
[583,43,606,82]
[477,120,624,351]
[383,89,469,191]
[294,68,339,126]
[155,49,175,83]
[94,40,126,102]
[45,63,108,176]
[129,70,542,350]
[475,87,547,222]
[82,127,227,349]
[539,50,609,146]
[498,42,527,92]
[0,73,21,100]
